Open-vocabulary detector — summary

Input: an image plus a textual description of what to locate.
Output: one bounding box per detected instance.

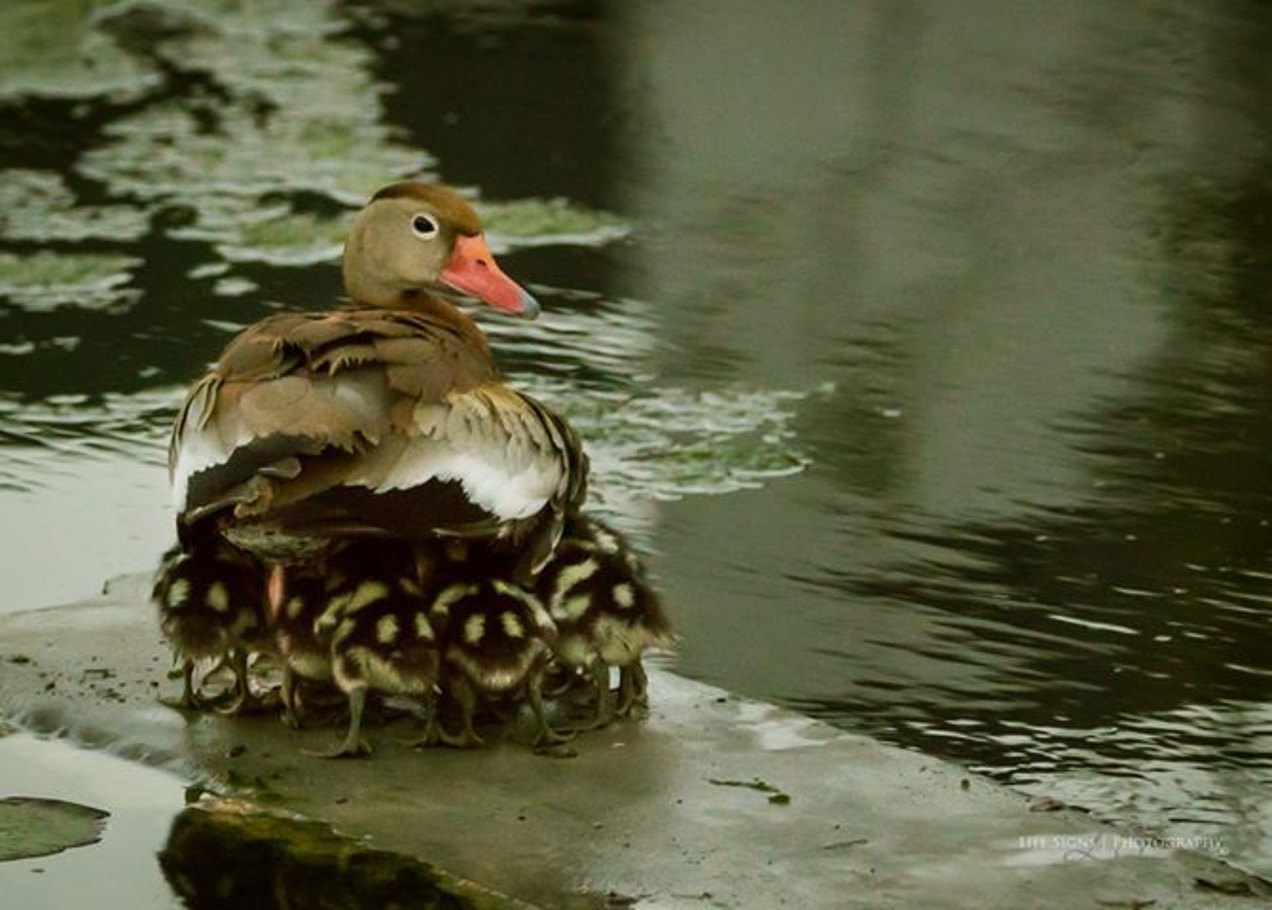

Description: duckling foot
[302,735,371,759]
[527,675,576,748]
[401,710,445,750]
[159,692,205,713]
[302,688,370,758]
[435,724,484,749]
[534,722,576,745]
[532,727,577,758]
[556,663,616,733]
[433,680,486,748]
[615,662,651,718]
[209,676,277,717]
[211,687,280,717]
[160,660,210,711]
[560,707,615,737]
[164,682,248,713]
[201,688,243,713]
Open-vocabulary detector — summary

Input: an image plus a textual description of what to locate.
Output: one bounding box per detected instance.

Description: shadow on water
[2,0,1272,897]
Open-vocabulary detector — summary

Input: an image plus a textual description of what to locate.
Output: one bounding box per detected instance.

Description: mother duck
[169,182,588,592]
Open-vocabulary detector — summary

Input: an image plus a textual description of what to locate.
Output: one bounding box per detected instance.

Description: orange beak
[440,234,540,318]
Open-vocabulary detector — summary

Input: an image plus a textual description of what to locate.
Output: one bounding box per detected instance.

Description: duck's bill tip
[514,290,541,319]
[458,280,539,318]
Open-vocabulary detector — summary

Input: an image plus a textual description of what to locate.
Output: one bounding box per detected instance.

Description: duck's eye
[410,213,440,240]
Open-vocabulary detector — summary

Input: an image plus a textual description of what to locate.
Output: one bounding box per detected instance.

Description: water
[0,732,183,909]
[1,0,1270,889]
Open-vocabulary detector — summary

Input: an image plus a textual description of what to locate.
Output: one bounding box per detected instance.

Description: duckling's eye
[410,213,440,240]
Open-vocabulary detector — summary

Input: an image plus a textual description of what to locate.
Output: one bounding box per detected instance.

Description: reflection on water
[2,0,1271,890]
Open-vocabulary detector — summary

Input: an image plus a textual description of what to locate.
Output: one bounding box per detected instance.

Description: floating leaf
[479,197,630,248]
[0,251,141,313]
[0,796,110,862]
[0,0,156,99]
[0,171,149,243]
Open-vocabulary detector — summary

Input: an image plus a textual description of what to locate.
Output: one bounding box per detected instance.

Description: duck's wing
[170,310,587,566]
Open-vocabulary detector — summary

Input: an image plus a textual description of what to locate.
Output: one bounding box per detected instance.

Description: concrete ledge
[0,575,1267,908]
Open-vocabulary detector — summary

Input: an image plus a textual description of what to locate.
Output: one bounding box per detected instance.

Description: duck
[151,533,273,714]
[427,564,567,749]
[534,514,675,728]
[166,181,589,618]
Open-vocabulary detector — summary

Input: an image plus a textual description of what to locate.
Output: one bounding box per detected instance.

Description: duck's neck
[345,284,492,357]
[400,289,487,338]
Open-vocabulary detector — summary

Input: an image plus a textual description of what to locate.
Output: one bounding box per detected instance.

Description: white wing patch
[348,394,566,522]
[171,424,243,511]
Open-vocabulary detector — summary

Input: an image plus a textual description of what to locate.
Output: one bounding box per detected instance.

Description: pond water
[2,0,1270,890]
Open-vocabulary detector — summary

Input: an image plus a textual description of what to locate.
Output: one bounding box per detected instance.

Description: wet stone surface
[1,580,1270,909]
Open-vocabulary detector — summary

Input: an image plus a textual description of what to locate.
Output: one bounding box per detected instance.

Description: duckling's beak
[441,234,540,318]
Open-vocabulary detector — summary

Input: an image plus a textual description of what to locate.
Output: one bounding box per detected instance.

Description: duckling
[534,515,675,728]
[311,546,441,758]
[428,569,566,748]
[267,539,441,756]
[151,536,272,714]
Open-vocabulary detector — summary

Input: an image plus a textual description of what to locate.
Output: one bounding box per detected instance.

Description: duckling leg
[616,659,650,717]
[436,678,485,749]
[209,648,252,716]
[160,657,203,710]
[304,685,371,758]
[561,660,614,732]
[181,658,202,707]
[528,668,575,747]
[280,665,303,728]
[267,563,287,616]
[402,691,444,749]
[540,660,577,698]
[589,660,617,728]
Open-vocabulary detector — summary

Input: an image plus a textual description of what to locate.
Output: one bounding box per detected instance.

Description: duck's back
[170,305,585,563]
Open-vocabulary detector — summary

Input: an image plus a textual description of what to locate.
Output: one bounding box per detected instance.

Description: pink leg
[267,564,287,617]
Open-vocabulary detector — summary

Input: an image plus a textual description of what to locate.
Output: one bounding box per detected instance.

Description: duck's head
[343,181,539,318]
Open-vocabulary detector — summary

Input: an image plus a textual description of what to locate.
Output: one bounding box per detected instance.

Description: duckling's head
[343,181,539,318]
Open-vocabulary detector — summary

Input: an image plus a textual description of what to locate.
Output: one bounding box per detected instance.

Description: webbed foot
[302,735,371,759]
